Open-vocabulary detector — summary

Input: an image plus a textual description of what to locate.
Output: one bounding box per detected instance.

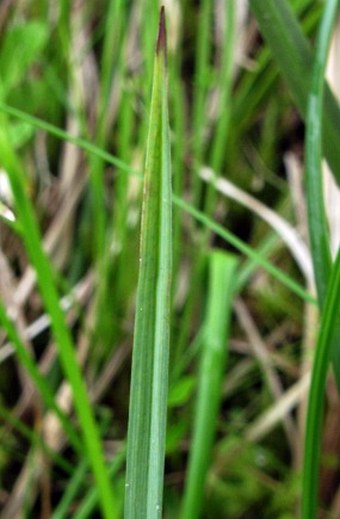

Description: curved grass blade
[181,251,238,519]
[124,7,172,519]
[302,247,340,519]
[250,0,340,186]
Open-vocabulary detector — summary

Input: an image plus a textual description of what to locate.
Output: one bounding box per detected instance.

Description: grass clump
[0,2,339,518]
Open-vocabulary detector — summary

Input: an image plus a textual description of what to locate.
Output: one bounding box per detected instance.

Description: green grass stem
[181,251,238,519]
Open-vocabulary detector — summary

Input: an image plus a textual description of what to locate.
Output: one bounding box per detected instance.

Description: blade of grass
[173,195,317,306]
[141,0,159,94]
[250,0,340,186]
[171,232,283,384]
[135,0,160,156]
[305,0,336,305]
[304,0,340,387]
[124,8,172,519]
[180,250,238,519]
[0,101,137,176]
[302,247,340,519]
[0,115,117,519]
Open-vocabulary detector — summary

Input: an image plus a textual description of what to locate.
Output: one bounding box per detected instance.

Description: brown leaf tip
[156,6,167,56]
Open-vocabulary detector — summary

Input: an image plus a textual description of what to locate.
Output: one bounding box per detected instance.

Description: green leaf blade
[302,247,340,519]
[125,8,172,519]
[0,108,117,519]
[181,251,238,519]
[305,0,336,306]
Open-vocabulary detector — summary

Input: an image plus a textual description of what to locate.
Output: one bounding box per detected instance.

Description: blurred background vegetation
[0,1,339,517]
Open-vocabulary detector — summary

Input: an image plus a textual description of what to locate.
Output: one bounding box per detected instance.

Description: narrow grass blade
[305,0,336,305]
[302,247,340,519]
[181,251,238,519]
[250,0,340,186]
[173,195,317,306]
[0,118,117,518]
[124,8,172,519]
[304,0,340,387]
[0,101,137,176]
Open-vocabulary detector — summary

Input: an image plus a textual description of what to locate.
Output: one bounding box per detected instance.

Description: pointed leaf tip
[156,6,167,55]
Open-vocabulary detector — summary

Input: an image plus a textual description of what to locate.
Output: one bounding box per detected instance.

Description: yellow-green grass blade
[124,8,172,519]
[0,117,117,519]
[250,0,340,186]
[302,247,340,519]
[181,250,238,519]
